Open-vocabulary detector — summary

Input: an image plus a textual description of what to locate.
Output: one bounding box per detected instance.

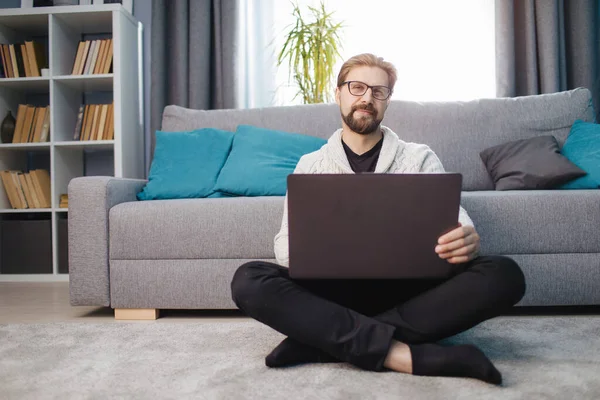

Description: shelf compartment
[51,11,113,77]
[0,213,52,274]
[57,212,68,274]
[0,148,50,210]
[0,14,48,40]
[52,78,113,142]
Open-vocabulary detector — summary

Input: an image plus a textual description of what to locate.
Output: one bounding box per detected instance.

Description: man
[231,53,526,385]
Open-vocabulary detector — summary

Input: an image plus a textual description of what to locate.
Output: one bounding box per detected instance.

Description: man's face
[335,66,392,135]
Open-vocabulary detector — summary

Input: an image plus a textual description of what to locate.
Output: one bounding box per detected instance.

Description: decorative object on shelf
[41,68,49,77]
[277,0,344,104]
[0,110,16,144]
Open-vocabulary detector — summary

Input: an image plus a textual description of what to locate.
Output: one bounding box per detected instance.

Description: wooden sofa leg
[114,309,160,320]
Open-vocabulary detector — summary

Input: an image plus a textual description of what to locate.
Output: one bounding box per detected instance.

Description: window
[271,0,496,105]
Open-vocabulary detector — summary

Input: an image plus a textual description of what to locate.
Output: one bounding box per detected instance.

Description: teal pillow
[213,125,326,196]
[137,128,234,200]
[559,120,600,189]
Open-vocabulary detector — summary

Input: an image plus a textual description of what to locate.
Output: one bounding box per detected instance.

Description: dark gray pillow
[479,135,587,190]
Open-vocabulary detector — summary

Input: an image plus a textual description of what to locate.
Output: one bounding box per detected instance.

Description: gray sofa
[69,87,600,318]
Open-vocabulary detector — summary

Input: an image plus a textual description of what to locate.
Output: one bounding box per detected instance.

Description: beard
[341,103,382,135]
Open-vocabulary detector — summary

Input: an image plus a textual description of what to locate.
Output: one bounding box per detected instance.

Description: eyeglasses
[341,81,392,100]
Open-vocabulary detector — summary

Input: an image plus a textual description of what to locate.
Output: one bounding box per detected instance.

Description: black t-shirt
[342,137,384,173]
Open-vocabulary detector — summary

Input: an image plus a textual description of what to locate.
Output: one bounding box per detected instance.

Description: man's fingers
[438,225,474,244]
[438,243,477,259]
[436,232,478,253]
[447,255,471,264]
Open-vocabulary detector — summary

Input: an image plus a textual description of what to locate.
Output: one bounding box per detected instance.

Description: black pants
[230,256,526,372]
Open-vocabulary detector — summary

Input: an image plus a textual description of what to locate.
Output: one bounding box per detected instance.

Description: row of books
[74,103,114,141]
[59,194,69,209]
[0,41,47,78]
[0,169,51,209]
[12,105,50,143]
[71,39,113,75]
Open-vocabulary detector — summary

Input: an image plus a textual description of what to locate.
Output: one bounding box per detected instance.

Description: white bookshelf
[0,4,144,282]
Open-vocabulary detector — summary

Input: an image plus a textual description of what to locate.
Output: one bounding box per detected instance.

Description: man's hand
[435,223,480,264]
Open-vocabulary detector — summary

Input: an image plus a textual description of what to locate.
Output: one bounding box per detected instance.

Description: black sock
[408,343,502,385]
[265,337,339,368]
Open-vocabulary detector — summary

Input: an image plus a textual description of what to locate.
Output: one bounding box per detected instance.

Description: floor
[1,282,599,325]
[0,282,247,324]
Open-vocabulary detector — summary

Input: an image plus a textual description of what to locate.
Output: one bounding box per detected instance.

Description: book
[0,45,8,78]
[29,171,47,208]
[20,105,36,143]
[77,40,92,75]
[14,44,26,77]
[102,39,113,74]
[20,44,31,77]
[71,41,85,75]
[32,106,48,142]
[107,102,115,140]
[0,170,20,208]
[102,102,113,140]
[96,104,108,140]
[24,172,41,208]
[10,171,27,208]
[36,106,50,142]
[93,39,107,74]
[59,193,68,208]
[12,104,28,143]
[83,40,97,75]
[88,39,102,75]
[2,44,13,78]
[90,104,101,140]
[31,169,51,208]
[9,45,19,78]
[25,41,40,77]
[82,104,94,141]
[73,104,85,140]
[18,172,35,208]
[26,107,38,142]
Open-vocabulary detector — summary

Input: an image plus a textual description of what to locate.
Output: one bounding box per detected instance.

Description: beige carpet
[1,316,599,399]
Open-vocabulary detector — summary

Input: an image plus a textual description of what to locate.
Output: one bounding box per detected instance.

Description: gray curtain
[150,0,239,160]
[495,0,599,118]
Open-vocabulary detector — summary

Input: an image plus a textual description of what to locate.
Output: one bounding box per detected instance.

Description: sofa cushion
[110,197,284,260]
[559,120,600,189]
[110,190,600,260]
[137,128,233,200]
[461,190,600,255]
[161,88,595,191]
[479,135,587,190]
[213,125,326,196]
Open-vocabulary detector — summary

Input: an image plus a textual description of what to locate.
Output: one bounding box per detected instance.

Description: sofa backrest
[161,87,594,191]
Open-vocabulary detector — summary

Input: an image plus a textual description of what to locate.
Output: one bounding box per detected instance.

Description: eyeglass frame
[339,80,393,101]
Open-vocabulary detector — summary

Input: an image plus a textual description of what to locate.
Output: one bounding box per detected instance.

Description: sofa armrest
[68,176,147,307]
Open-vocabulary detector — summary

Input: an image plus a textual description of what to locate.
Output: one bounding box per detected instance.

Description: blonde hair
[336,53,397,92]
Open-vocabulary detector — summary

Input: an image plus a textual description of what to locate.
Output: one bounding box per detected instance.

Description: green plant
[277,1,344,104]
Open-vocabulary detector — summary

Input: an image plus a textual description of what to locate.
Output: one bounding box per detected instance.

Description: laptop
[287,173,463,279]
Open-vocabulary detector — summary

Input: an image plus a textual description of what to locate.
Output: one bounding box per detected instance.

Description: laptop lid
[287,173,463,279]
